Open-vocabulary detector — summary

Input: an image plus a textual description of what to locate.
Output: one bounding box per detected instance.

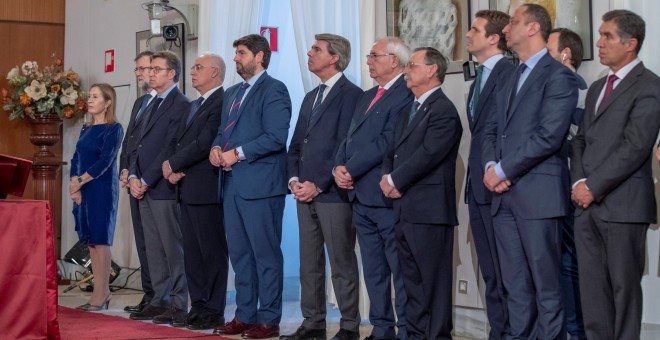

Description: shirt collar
[482,53,504,71]
[382,73,403,90]
[416,85,441,106]
[521,48,548,70]
[608,58,641,81]
[321,71,343,89]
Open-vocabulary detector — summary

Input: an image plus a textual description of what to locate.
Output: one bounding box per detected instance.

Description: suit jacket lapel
[473,59,505,129]
[351,75,405,135]
[141,87,179,138]
[179,87,223,138]
[307,76,346,133]
[232,72,269,128]
[595,62,644,118]
[397,89,441,146]
[506,54,551,126]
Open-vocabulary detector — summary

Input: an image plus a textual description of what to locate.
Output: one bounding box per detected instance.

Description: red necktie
[366,87,386,112]
[602,74,618,103]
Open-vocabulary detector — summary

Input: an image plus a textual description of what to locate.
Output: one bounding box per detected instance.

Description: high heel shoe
[76,294,111,311]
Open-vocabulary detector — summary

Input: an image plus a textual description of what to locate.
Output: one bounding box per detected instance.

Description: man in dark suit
[283,34,362,340]
[127,51,190,326]
[334,37,413,340]
[161,53,228,330]
[547,27,588,340]
[209,34,291,339]
[571,10,660,339]
[380,47,462,340]
[464,10,512,340]
[119,51,156,314]
[482,4,577,339]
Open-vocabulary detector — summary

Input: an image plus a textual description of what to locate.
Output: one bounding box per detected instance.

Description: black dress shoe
[124,300,149,313]
[129,304,167,320]
[186,312,224,330]
[330,329,360,340]
[280,325,326,340]
[152,305,187,327]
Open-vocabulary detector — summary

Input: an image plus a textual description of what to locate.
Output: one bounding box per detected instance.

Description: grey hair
[201,52,226,82]
[380,36,410,67]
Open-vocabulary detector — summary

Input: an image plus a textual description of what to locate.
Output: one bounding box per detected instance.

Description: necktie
[186,96,204,125]
[507,64,527,117]
[366,87,386,112]
[407,101,421,125]
[601,74,619,105]
[135,94,152,121]
[140,96,162,136]
[470,65,484,119]
[309,84,327,123]
[222,82,251,151]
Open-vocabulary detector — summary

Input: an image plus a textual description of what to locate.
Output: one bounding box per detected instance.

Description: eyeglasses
[149,67,172,73]
[134,66,151,72]
[405,62,433,69]
[366,53,395,60]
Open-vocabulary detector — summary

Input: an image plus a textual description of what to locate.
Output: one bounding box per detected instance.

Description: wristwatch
[77,177,83,184]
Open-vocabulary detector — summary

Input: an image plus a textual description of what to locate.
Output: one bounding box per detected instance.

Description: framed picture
[489,0,593,60]
[386,0,471,74]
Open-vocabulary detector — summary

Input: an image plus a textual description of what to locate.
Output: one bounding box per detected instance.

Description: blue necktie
[507,64,527,117]
[140,97,162,136]
[135,94,152,121]
[186,96,204,125]
[222,82,250,151]
[408,101,420,125]
[309,84,327,123]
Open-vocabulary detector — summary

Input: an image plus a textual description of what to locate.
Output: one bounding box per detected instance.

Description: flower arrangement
[2,57,86,120]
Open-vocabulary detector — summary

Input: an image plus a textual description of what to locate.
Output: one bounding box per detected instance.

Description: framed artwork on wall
[489,0,593,60]
[386,0,471,74]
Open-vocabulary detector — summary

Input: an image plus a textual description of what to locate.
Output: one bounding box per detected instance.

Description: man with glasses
[334,37,412,340]
[160,53,228,330]
[128,51,190,327]
[119,51,157,314]
[380,46,462,340]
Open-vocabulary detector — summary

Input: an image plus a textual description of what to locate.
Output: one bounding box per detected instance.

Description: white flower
[6,67,19,80]
[24,80,47,101]
[60,87,78,105]
[21,61,38,75]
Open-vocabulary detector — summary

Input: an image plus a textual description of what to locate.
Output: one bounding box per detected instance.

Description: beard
[236,59,257,80]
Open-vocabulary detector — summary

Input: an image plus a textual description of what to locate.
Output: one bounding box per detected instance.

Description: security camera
[163,25,178,41]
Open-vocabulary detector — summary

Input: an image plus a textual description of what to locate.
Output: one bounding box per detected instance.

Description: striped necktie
[222,82,250,151]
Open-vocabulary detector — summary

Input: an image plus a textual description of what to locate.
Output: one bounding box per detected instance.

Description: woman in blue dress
[69,83,124,311]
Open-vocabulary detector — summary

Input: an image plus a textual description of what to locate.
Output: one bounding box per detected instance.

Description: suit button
[138,144,142,148]
[304,138,308,143]
[502,134,507,139]
[300,157,304,161]
[394,154,398,158]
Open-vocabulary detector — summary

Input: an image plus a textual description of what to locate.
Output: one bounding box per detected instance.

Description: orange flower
[24,107,33,114]
[75,97,86,111]
[1,88,7,99]
[19,93,31,106]
[51,84,61,93]
[55,58,63,66]
[66,71,79,83]
[62,106,74,118]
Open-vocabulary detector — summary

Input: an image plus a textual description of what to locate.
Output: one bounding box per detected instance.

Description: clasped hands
[333,166,354,190]
[571,181,594,209]
[162,160,185,185]
[209,147,239,171]
[69,176,83,205]
[483,166,512,193]
[290,181,320,202]
[379,175,401,199]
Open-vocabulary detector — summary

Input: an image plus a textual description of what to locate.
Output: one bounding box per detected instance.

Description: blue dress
[70,123,124,245]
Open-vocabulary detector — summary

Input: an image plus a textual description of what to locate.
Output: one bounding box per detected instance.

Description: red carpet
[58,306,230,339]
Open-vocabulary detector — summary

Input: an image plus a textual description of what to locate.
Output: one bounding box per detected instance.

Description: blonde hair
[88,83,117,125]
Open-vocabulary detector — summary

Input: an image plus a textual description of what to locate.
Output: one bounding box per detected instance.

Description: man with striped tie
[210,34,291,339]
